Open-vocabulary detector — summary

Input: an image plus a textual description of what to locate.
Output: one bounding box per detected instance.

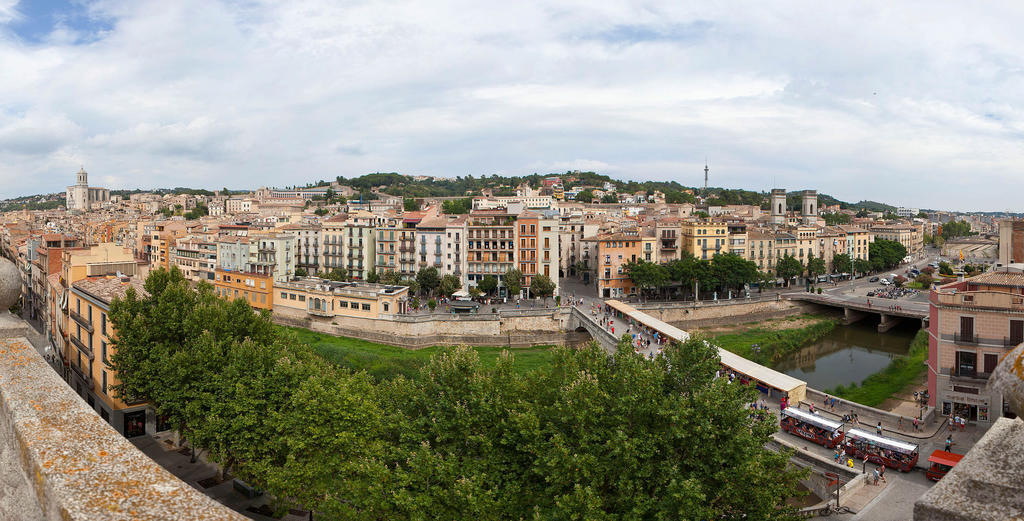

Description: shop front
[941,387,993,423]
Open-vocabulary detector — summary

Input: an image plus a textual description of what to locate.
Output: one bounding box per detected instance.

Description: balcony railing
[940,367,991,381]
[953,332,979,345]
[69,310,93,332]
[70,362,93,388]
[69,335,93,359]
[308,308,332,317]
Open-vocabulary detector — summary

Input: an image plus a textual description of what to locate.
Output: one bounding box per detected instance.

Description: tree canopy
[503,268,523,298]
[775,255,803,285]
[868,239,908,270]
[107,267,806,520]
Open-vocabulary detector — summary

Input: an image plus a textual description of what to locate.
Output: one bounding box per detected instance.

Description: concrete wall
[635,299,819,330]
[0,332,245,521]
[273,306,590,348]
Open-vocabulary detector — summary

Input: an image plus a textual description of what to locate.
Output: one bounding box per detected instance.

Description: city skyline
[3,2,1024,210]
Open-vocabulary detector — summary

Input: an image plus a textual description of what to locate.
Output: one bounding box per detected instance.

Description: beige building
[928,269,1024,424]
[275,278,409,318]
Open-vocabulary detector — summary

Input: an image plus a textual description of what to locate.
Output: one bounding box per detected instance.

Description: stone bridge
[568,306,621,353]
[787,292,929,332]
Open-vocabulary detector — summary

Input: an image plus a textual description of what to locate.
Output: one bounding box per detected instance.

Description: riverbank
[284,326,556,381]
[824,329,928,407]
[708,315,839,367]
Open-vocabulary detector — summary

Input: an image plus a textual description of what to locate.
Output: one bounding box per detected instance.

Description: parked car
[869,276,880,282]
[880,279,891,285]
[867,291,876,297]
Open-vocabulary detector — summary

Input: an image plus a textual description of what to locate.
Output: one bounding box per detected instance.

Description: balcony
[70,362,93,388]
[308,308,332,318]
[940,367,991,381]
[399,245,414,253]
[69,335,93,359]
[952,332,979,345]
[69,310,93,332]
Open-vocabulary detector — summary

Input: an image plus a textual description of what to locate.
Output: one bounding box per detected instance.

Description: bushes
[713,317,837,366]
[826,329,928,407]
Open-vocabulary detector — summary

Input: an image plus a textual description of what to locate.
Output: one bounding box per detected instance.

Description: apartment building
[279,223,321,275]
[467,210,517,295]
[171,237,217,282]
[374,218,400,277]
[515,212,560,297]
[213,268,274,311]
[415,214,447,275]
[69,276,153,437]
[586,230,646,298]
[928,269,1024,424]
[275,278,409,318]
[443,215,468,284]
[249,233,296,282]
[681,220,730,260]
[871,224,919,254]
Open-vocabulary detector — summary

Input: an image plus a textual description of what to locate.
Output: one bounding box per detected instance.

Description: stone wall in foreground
[635,299,821,330]
[0,330,246,521]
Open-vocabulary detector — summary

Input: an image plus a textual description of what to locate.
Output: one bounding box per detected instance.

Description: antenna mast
[703,158,709,196]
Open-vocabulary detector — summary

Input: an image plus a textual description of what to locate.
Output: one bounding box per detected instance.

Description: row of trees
[624,253,766,300]
[297,266,555,302]
[109,267,806,520]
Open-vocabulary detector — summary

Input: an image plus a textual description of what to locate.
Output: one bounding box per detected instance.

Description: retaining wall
[274,307,590,348]
[635,299,822,330]
[0,331,245,521]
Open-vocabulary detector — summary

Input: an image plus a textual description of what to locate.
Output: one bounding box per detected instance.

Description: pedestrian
[898,416,903,431]
[945,435,952,452]
[913,417,919,431]
[834,449,841,463]
[879,465,887,484]
[960,417,966,431]
[847,458,854,469]
[809,403,815,414]
[876,421,883,436]
[872,468,879,486]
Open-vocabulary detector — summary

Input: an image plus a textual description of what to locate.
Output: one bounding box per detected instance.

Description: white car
[880,279,891,285]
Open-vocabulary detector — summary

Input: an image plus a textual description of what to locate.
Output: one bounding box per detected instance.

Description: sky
[0,1,1022,211]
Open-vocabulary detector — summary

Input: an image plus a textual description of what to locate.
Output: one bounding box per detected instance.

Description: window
[339,301,348,308]
[1011,320,1024,345]
[281,292,287,299]
[362,303,371,311]
[383,303,389,312]
[298,295,305,302]
[102,371,107,395]
[101,341,107,364]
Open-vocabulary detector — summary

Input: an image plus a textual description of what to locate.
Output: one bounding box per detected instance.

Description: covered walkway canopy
[604,300,807,403]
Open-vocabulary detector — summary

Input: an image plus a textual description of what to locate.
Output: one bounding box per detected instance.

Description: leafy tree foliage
[854,258,872,275]
[502,268,523,298]
[438,274,461,297]
[574,189,594,203]
[323,267,348,282]
[775,255,803,285]
[441,198,472,214]
[940,220,973,239]
[293,267,307,277]
[415,267,440,295]
[600,192,619,204]
[868,239,908,271]
[530,274,556,303]
[831,253,852,274]
[477,275,498,295]
[403,198,419,211]
[665,191,696,204]
[822,213,851,226]
[366,268,380,283]
[109,267,806,519]
[806,255,826,279]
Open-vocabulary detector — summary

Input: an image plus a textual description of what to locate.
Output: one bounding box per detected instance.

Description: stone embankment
[636,298,821,329]
[273,306,589,348]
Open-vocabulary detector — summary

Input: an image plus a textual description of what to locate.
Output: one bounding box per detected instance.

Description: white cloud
[0,0,1023,210]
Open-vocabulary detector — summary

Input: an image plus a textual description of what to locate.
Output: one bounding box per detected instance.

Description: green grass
[711,315,838,367]
[284,326,556,381]
[825,329,928,407]
[904,282,926,290]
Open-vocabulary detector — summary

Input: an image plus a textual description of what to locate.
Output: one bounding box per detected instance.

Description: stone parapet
[0,331,246,520]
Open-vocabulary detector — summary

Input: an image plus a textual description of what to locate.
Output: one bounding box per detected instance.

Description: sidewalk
[131,434,307,521]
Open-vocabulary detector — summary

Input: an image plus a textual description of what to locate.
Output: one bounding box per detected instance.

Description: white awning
[846,428,918,454]
[782,407,843,432]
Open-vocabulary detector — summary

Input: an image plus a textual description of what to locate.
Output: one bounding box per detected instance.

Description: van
[817,275,829,283]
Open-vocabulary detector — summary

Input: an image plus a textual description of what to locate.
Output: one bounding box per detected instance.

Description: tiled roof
[968,270,1024,288]
[73,277,149,304]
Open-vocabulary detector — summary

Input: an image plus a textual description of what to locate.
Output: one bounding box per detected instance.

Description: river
[774,319,919,391]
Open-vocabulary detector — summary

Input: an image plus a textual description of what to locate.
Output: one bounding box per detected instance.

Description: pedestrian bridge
[787,292,928,332]
[568,301,807,403]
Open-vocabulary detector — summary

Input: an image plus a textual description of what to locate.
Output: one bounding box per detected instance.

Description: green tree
[441,198,472,214]
[710,253,759,292]
[868,239,908,270]
[854,258,872,275]
[916,211,929,218]
[530,274,556,304]
[832,253,852,274]
[938,261,954,276]
[574,189,594,203]
[323,267,348,282]
[294,267,307,277]
[625,260,668,301]
[469,286,482,299]
[822,213,852,226]
[415,267,440,295]
[427,298,437,312]
[600,193,619,204]
[665,191,696,204]
[478,275,498,296]
[366,268,380,283]
[403,197,419,211]
[314,208,328,216]
[503,268,523,298]
[381,270,403,285]
[775,254,803,286]
[438,274,461,297]
[806,254,826,279]
[915,273,934,287]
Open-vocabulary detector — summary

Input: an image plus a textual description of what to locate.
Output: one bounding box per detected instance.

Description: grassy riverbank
[825,329,928,407]
[711,315,838,367]
[285,326,555,381]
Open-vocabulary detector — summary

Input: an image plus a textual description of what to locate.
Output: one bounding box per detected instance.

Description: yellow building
[213,268,274,311]
[69,276,157,438]
[584,230,649,298]
[870,224,916,254]
[681,220,730,260]
[274,278,409,318]
[60,243,137,289]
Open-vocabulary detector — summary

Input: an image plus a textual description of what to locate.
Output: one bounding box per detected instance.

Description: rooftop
[72,276,148,304]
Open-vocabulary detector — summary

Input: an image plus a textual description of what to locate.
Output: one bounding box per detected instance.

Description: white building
[897,207,920,218]
[65,167,110,213]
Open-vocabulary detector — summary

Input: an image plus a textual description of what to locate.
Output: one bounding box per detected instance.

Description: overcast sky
[1,1,1021,211]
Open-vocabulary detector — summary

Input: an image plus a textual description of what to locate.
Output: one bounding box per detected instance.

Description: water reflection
[777,320,917,391]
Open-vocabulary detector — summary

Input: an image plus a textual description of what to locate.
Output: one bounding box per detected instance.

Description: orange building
[586,230,646,298]
[69,276,158,438]
[213,268,274,310]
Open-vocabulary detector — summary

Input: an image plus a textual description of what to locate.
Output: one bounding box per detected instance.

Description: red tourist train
[780,407,846,449]
[925,450,963,481]
[844,428,919,472]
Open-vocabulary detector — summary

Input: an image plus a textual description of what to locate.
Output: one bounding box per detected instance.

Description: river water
[774,320,919,391]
